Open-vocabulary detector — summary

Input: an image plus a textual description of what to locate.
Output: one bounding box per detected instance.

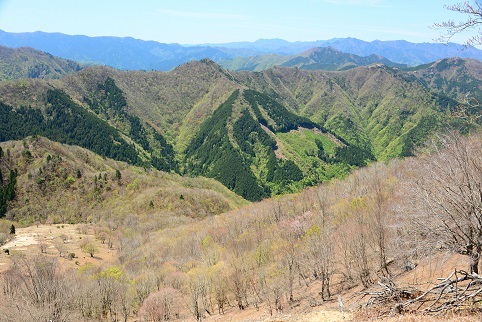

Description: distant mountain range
[0,30,232,70]
[207,38,482,66]
[219,46,407,71]
[1,30,481,71]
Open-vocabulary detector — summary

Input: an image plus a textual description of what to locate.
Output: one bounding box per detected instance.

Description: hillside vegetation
[1,131,481,321]
[0,51,479,200]
[0,136,247,227]
[407,57,482,103]
[0,45,82,80]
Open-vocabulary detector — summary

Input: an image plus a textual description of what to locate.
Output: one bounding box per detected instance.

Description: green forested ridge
[185,90,268,201]
[236,65,469,161]
[0,45,82,81]
[0,56,479,201]
[232,105,305,194]
[243,89,317,132]
[186,88,362,199]
[220,46,407,72]
[233,109,277,156]
[83,77,178,172]
[0,89,141,165]
[0,167,17,217]
[406,58,482,106]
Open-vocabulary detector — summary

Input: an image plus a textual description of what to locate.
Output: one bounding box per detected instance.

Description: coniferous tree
[116,169,121,183]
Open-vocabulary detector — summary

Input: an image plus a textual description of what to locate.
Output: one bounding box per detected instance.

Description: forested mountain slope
[0,45,82,80]
[2,132,481,321]
[235,64,463,159]
[0,57,477,200]
[407,57,482,103]
[0,136,247,224]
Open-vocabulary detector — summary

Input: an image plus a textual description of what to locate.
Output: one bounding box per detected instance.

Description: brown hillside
[1,132,482,321]
[0,136,247,227]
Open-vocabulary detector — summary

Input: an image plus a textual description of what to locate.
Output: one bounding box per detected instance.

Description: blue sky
[0,0,475,44]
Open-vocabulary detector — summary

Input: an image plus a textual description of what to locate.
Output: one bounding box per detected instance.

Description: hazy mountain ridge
[1,30,481,71]
[211,37,482,66]
[219,46,407,71]
[0,30,232,70]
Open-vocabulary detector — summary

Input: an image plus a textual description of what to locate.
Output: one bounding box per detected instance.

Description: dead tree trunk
[469,251,480,274]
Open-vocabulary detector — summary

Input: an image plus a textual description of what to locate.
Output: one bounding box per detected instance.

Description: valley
[0,34,481,322]
[2,50,479,200]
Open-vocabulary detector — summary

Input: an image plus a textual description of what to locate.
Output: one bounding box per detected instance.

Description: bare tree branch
[433,1,482,46]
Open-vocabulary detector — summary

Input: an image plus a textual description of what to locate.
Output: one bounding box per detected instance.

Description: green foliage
[186,90,267,201]
[0,169,17,217]
[186,89,313,199]
[97,266,123,280]
[81,241,97,258]
[22,149,33,162]
[400,114,442,157]
[233,109,276,156]
[64,175,76,187]
[0,46,82,81]
[151,130,178,172]
[243,89,317,132]
[324,114,364,148]
[85,78,178,172]
[271,159,303,182]
[9,224,15,234]
[334,145,375,167]
[0,90,141,165]
[98,77,128,110]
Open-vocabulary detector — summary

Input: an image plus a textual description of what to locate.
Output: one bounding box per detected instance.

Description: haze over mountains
[1,29,482,71]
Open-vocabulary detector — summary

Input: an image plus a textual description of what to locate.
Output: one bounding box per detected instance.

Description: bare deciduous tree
[434,1,482,46]
[413,133,482,274]
[1,254,76,321]
[139,287,183,321]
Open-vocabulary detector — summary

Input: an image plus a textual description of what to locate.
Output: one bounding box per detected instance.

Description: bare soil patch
[0,224,117,272]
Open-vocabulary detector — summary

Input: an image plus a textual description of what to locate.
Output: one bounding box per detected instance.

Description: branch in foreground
[358,270,482,317]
